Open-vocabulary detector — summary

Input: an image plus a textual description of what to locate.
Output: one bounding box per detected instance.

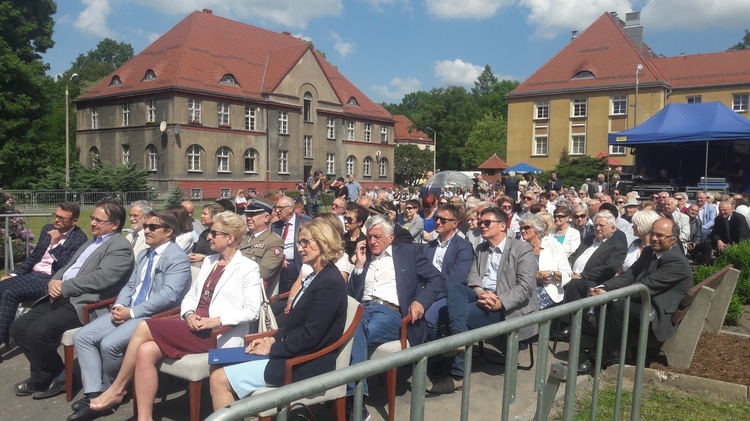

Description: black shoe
[577,358,595,375]
[602,351,621,368]
[71,394,98,412]
[32,379,66,400]
[556,327,571,342]
[14,379,38,397]
[66,405,114,421]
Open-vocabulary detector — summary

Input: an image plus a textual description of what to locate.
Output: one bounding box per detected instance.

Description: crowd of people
[1,169,747,420]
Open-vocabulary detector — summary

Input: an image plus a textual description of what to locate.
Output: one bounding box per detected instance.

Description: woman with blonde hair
[623,210,662,272]
[519,214,572,309]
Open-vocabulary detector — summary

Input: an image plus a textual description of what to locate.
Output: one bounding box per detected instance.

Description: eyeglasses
[616,201,625,205]
[90,216,112,225]
[297,238,315,248]
[649,232,674,240]
[344,217,356,224]
[500,205,513,210]
[436,217,457,224]
[52,213,72,221]
[553,214,567,219]
[404,206,415,210]
[143,223,164,232]
[331,204,343,209]
[439,201,448,205]
[523,196,534,201]
[478,220,501,227]
[520,225,533,231]
[273,205,291,211]
[208,230,230,238]
[573,214,587,219]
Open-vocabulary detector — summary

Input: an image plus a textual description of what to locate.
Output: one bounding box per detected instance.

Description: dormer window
[572,70,595,79]
[143,69,157,81]
[347,97,359,106]
[220,74,238,85]
[110,76,122,86]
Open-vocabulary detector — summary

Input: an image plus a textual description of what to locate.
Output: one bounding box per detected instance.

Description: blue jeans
[306,202,321,217]
[348,302,403,396]
[446,283,503,377]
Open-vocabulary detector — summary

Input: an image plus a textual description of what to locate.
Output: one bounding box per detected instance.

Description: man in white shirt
[272,196,310,293]
[125,200,152,259]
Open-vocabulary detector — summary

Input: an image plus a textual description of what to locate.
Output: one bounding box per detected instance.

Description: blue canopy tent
[608,102,750,191]
[504,162,542,174]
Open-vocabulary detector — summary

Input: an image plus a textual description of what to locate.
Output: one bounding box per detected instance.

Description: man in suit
[10,201,134,399]
[181,200,205,242]
[429,207,538,394]
[665,197,690,253]
[585,219,693,373]
[240,201,284,296]
[610,173,628,195]
[67,211,191,420]
[696,191,717,241]
[711,201,750,253]
[588,173,609,198]
[125,200,151,259]
[347,215,444,416]
[0,203,87,350]
[686,203,713,265]
[272,196,310,293]
[544,171,563,193]
[422,204,474,341]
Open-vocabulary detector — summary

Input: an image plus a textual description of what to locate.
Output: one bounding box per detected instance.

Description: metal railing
[208,284,652,421]
[4,190,161,209]
[2,213,52,274]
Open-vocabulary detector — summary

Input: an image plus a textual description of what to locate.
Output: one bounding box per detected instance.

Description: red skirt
[146,318,214,359]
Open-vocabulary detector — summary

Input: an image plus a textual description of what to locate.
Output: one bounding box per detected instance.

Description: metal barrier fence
[208,284,652,421]
[2,213,53,274]
[4,190,162,209]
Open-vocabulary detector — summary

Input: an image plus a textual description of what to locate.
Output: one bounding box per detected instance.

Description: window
[190,188,203,200]
[733,93,748,112]
[244,149,258,173]
[121,145,130,165]
[533,136,548,156]
[304,136,313,158]
[146,99,156,123]
[220,74,237,85]
[279,111,288,134]
[187,145,202,172]
[218,103,230,127]
[381,126,388,143]
[327,118,335,139]
[220,188,232,198]
[245,107,257,131]
[347,97,359,106]
[364,123,371,142]
[535,101,549,119]
[572,99,587,117]
[121,103,130,126]
[611,96,627,115]
[279,150,289,173]
[188,99,201,124]
[217,147,231,173]
[610,144,626,155]
[571,135,586,155]
[146,145,158,171]
[347,121,355,141]
[91,107,99,129]
[346,155,356,175]
[378,158,388,177]
[110,76,122,86]
[143,69,157,81]
[89,147,99,167]
[572,70,595,79]
[363,156,373,176]
[687,96,702,104]
[303,92,312,122]
[327,153,335,175]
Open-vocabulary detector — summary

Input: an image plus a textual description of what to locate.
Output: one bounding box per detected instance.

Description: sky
[44,0,750,104]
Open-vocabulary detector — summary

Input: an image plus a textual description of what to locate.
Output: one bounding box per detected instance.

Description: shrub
[0,190,34,270]
[693,239,750,325]
[165,187,185,207]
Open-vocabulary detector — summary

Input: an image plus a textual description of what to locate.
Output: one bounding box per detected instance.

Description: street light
[634,64,643,126]
[426,126,436,173]
[65,73,79,190]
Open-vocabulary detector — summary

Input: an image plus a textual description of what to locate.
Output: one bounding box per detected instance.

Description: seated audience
[520,214,572,310]
[400,199,425,244]
[168,204,196,252]
[343,204,368,263]
[621,197,639,223]
[570,205,588,238]
[240,201,284,296]
[664,198,690,253]
[623,210,661,272]
[189,202,226,278]
[551,205,581,257]
[420,194,439,243]
[711,200,750,253]
[686,203,713,265]
[126,201,152,259]
[464,208,483,249]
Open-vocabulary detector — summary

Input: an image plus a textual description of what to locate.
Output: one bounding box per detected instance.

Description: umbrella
[504,162,542,174]
[422,171,475,190]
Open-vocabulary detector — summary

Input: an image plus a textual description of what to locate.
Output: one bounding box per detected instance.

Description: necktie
[133,249,156,306]
[131,231,138,247]
[282,222,290,241]
[725,218,732,243]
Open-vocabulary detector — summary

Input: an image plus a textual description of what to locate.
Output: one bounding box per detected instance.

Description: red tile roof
[654,50,750,89]
[79,10,392,121]
[478,153,508,170]
[393,115,432,143]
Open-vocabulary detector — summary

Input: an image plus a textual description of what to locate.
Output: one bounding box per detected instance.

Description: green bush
[725,294,743,326]
[692,240,750,325]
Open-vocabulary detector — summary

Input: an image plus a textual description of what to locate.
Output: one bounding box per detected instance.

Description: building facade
[76,9,395,198]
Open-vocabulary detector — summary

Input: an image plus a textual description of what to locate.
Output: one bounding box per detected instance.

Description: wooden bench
[660,265,740,369]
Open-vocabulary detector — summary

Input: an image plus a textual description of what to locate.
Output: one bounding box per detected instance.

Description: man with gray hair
[126,200,152,259]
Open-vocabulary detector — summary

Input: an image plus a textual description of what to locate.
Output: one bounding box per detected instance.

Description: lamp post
[634,64,643,126]
[65,73,79,190]
[426,126,436,173]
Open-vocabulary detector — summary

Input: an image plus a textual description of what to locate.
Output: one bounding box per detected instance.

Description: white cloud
[640,0,750,30]
[371,77,421,101]
[293,33,313,43]
[426,0,513,19]
[134,0,343,29]
[519,0,633,39]
[434,59,484,86]
[331,32,356,57]
[362,0,412,13]
[147,32,162,43]
[75,0,116,37]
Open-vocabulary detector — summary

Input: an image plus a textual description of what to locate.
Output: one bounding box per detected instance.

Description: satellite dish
[375,150,382,159]
[159,121,167,133]
[173,123,181,135]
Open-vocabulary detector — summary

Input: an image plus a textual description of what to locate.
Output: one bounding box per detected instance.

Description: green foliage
[725,294,743,326]
[551,151,608,190]
[728,29,750,51]
[691,240,750,325]
[165,187,185,207]
[68,38,134,94]
[394,144,432,186]
[460,114,507,168]
[32,158,150,192]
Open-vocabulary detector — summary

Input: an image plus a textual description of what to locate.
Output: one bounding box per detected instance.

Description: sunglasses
[439,201,449,205]
[208,229,230,237]
[345,217,356,224]
[523,197,534,201]
[553,214,567,219]
[404,206,415,210]
[616,201,625,204]
[573,214,587,219]
[436,217,457,224]
[143,223,164,232]
[478,220,501,227]
[520,225,533,231]
[500,205,512,209]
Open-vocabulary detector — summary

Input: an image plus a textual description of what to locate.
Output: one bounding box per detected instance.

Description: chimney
[623,11,643,51]
[282,31,291,36]
[571,30,578,41]
[202,8,212,14]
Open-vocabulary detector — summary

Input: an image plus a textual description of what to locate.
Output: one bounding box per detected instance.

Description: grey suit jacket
[467,237,539,340]
[56,233,135,323]
[115,242,191,319]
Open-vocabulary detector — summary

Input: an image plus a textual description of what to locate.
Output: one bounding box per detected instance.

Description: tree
[472,65,499,98]
[552,149,608,190]
[394,144,433,186]
[67,38,134,95]
[729,29,750,51]
[33,158,151,192]
[460,114,507,169]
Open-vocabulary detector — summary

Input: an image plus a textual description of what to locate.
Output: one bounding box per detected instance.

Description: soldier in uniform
[240,201,285,296]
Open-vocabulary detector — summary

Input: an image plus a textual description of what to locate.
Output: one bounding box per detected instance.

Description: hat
[244,200,272,214]
[623,197,639,207]
[368,202,396,216]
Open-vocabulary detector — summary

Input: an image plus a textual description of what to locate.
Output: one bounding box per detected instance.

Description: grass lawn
[25,209,95,241]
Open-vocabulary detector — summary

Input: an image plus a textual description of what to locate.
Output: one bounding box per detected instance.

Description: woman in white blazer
[520,214,572,309]
[89,211,261,418]
[551,205,581,257]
